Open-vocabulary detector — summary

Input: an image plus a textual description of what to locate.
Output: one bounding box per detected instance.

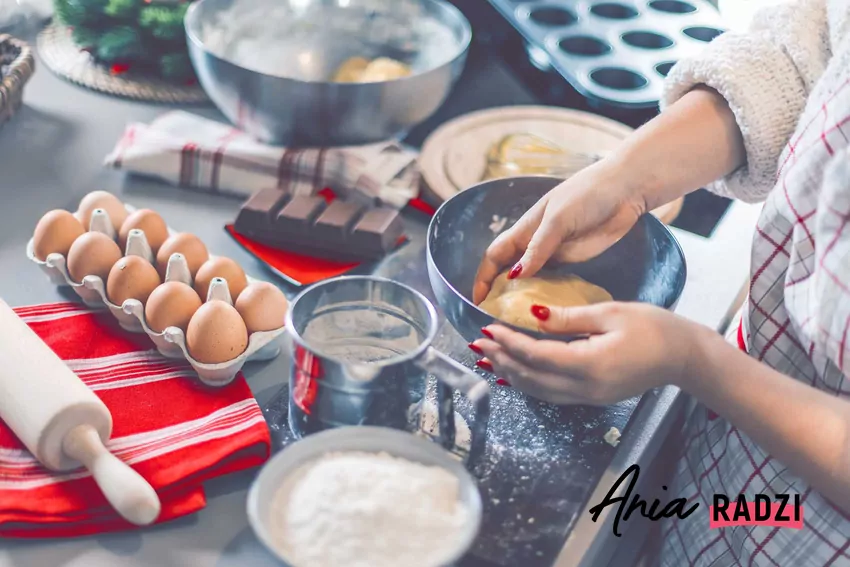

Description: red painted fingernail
[468,343,483,355]
[531,304,550,321]
[476,359,493,372]
[507,263,523,279]
[496,378,512,387]
[481,327,494,339]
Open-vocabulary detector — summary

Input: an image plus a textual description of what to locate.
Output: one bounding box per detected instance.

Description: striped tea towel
[104,111,421,209]
[0,302,270,538]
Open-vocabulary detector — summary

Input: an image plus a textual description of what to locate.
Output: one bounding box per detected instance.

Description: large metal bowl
[426,176,687,343]
[184,0,471,146]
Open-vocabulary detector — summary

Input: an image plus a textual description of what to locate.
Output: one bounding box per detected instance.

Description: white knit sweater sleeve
[660,0,830,203]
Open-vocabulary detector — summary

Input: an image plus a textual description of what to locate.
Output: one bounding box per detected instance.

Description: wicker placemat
[37,23,209,105]
[1,34,35,129]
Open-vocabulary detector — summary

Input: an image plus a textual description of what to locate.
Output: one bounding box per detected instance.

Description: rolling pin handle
[63,425,162,526]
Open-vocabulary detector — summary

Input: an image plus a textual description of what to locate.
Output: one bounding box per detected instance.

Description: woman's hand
[471,302,705,405]
[472,162,645,304]
[472,88,747,305]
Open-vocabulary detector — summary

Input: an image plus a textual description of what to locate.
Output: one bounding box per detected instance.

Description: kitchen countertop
[0,11,761,566]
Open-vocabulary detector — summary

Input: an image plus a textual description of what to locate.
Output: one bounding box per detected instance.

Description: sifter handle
[62,425,161,526]
[415,347,490,463]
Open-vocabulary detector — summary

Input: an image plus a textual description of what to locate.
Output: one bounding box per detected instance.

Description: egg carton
[26,206,285,388]
[488,0,725,108]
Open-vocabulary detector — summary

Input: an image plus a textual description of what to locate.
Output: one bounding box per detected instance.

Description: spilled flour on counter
[270,452,472,567]
[603,427,621,447]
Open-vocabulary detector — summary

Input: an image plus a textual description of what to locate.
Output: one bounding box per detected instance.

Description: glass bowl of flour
[184,0,471,146]
[247,426,482,567]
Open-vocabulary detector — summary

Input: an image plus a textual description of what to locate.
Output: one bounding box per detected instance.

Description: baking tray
[487,0,725,108]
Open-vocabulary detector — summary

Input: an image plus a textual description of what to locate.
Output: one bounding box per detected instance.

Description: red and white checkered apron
[658,76,850,564]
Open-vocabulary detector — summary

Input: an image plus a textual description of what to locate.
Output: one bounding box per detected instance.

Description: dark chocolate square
[276,195,327,233]
[236,188,289,231]
[314,201,363,242]
[351,208,403,252]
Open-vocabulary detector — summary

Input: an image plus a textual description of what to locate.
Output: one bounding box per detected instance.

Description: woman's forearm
[682,327,850,511]
[609,87,746,210]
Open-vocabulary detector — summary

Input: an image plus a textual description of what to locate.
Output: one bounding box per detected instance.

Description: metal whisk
[484,133,605,181]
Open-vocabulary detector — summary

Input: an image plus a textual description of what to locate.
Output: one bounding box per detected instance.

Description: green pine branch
[104,0,139,19]
[54,0,196,81]
[96,26,145,62]
[159,52,192,79]
[139,4,188,40]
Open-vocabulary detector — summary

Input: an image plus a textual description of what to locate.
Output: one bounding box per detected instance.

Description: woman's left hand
[472,302,705,405]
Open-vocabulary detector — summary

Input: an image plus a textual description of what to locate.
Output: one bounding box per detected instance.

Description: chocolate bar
[234,188,404,262]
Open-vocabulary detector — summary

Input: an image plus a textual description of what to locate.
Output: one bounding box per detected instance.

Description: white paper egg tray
[489,0,725,108]
[26,207,285,388]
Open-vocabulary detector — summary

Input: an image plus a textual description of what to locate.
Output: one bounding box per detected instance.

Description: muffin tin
[27,206,285,388]
[488,0,725,108]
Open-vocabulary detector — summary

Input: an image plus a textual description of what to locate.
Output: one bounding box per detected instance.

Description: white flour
[271,452,472,567]
[489,215,508,235]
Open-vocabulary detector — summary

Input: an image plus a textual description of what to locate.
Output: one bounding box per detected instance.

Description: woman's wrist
[601,88,744,211]
[584,153,651,213]
[676,322,730,393]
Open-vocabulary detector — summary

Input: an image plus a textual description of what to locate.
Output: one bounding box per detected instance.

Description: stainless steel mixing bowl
[184,0,471,146]
[426,176,687,343]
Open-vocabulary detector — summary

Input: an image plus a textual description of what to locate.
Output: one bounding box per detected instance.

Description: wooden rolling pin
[0,300,161,526]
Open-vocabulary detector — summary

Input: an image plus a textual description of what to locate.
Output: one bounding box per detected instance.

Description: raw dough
[479,272,612,331]
[333,56,412,83]
[332,56,370,82]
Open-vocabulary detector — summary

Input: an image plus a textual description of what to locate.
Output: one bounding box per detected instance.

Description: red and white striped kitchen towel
[104,111,421,209]
[0,302,271,538]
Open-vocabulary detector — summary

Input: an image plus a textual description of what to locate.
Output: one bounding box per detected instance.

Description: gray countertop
[0,35,293,567]
[0,23,761,567]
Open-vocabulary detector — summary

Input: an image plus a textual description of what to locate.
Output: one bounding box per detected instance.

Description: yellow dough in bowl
[332,56,412,83]
[332,57,371,82]
[479,272,613,331]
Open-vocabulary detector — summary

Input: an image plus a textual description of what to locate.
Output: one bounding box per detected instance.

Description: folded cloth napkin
[0,302,270,538]
[104,111,421,209]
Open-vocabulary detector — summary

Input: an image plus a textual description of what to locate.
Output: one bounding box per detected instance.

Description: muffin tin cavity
[590,3,638,19]
[495,0,725,107]
[528,6,576,26]
[590,68,647,90]
[621,31,674,49]
[655,61,675,76]
[683,25,723,42]
[558,35,612,56]
[649,0,696,13]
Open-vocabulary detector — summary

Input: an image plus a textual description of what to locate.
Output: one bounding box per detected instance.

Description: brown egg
[106,256,162,306]
[33,210,86,261]
[77,191,128,232]
[155,233,209,278]
[118,209,168,254]
[186,301,249,364]
[235,282,288,333]
[145,281,202,333]
[194,257,248,302]
[67,232,123,283]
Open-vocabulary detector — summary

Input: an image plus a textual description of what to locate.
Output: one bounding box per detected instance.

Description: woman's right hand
[472,88,748,304]
[472,160,645,304]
